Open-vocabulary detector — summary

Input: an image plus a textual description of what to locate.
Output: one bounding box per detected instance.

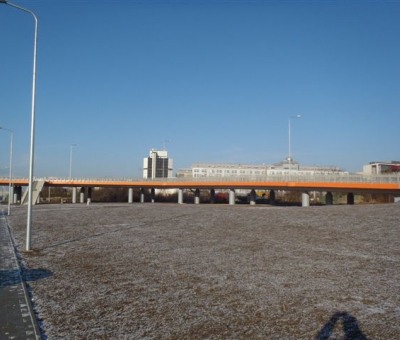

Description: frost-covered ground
[7,203,400,339]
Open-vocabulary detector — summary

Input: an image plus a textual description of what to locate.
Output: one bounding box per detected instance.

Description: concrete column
[210,189,215,204]
[87,187,92,204]
[80,187,85,203]
[194,189,200,204]
[302,191,310,207]
[14,186,22,204]
[72,187,77,204]
[140,188,145,203]
[249,189,256,205]
[151,188,155,203]
[347,192,355,205]
[325,191,333,205]
[128,188,133,203]
[229,189,235,205]
[177,188,183,204]
[36,193,41,204]
[269,190,276,205]
[17,187,22,203]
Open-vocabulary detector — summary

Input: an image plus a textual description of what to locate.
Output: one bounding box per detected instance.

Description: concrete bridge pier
[347,192,354,205]
[7,185,13,204]
[325,191,333,205]
[194,189,200,204]
[140,188,145,203]
[229,189,236,205]
[16,186,22,204]
[269,190,276,205]
[80,187,85,203]
[210,189,215,204]
[12,186,22,204]
[302,191,310,207]
[249,189,256,205]
[151,188,155,203]
[178,188,183,204]
[8,186,14,204]
[87,187,92,204]
[72,187,77,204]
[128,188,133,203]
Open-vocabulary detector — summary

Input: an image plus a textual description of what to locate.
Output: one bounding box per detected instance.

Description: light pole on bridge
[1,0,38,251]
[288,115,301,179]
[69,143,77,179]
[162,140,172,178]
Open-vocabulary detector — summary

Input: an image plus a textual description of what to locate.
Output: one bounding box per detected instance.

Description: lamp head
[0,1,8,4]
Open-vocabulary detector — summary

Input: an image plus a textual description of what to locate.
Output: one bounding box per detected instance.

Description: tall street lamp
[69,143,77,179]
[288,115,301,176]
[163,139,172,151]
[0,126,13,216]
[162,140,171,178]
[1,1,38,251]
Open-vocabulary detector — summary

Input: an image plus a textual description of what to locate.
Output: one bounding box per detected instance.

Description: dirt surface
[6,203,400,339]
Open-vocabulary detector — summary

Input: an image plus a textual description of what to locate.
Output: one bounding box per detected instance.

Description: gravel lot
[6,203,400,339]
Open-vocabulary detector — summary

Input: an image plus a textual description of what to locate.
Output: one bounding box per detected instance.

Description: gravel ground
[6,203,400,340]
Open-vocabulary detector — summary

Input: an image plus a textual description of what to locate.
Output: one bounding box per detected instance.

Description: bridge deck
[1,176,399,193]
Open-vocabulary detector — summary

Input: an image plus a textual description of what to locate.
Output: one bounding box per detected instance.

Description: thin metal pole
[8,131,13,215]
[162,140,171,178]
[69,144,76,179]
[0,127,13,215]
[2,1,39,251]
[288,115,301,181]
[288,118,291,176]
[69,146,72,179]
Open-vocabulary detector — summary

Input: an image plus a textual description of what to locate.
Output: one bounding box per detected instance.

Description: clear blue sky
[1,0,399,179]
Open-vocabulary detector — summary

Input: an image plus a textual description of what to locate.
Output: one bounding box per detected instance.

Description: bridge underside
[42,180,400,195]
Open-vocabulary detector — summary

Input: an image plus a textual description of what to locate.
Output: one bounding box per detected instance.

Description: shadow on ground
[315,312,368,340]
[0,268,52,288]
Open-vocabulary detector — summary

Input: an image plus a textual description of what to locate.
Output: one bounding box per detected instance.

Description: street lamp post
[0,126,13,216]
[69,143,77,179]
[163,139,172,151]
[1,1,38,251]
[162,140,171,178]
[288,115,301,178]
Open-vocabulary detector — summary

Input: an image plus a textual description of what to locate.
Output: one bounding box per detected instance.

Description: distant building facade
[363,161,400,175]
[176,167,192,178]
[143,149,173,179]
[177,159,345,178]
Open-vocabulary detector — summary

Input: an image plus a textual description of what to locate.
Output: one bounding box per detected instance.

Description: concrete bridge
[1,173,399,206]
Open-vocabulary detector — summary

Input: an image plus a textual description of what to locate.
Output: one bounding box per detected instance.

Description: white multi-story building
[143,149,173,179]
[191,163,268,178]
[182,159,346,178]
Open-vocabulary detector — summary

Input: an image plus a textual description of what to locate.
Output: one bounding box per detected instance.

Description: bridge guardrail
[1,174,400,185]
[43,174,400,184]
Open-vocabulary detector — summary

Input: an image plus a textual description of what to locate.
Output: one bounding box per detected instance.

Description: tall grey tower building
[143,149,173,179]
